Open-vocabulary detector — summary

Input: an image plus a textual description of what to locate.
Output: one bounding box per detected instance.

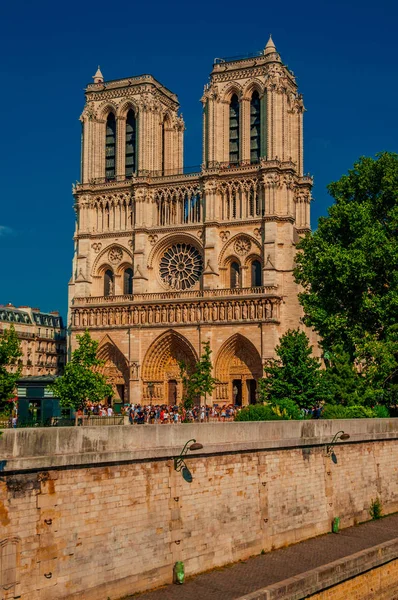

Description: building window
[104,269,114,297]
[105,113,116,179]
[230,262,241,288]
[250,91,261,163]
[251,260,262,287]
[229,94,240,164]
[125,110,136,177]
[124,268,133,295]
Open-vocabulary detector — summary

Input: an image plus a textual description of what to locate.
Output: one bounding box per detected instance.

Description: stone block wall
[1,420,398,599]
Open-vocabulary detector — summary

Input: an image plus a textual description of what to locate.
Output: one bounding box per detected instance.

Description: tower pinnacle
[92,66,104,84]
[264,35,276,56]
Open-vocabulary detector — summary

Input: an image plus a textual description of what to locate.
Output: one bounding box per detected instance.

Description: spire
[264,35,276,56]
[92,66,104,84]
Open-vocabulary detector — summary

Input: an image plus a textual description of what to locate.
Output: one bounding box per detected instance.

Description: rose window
[159,243,203,290]
[108,247,123,264]
[234,236,252,256]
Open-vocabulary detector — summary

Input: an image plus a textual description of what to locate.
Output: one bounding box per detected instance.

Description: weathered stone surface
[1,422,398,599]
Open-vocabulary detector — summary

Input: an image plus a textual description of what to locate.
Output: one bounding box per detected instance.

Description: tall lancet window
[250,91,261,163]
[229,94,240,164]
[124,268,133,295]
[104,269,114,297]
[125,110,136,177]
[105,113,116,179]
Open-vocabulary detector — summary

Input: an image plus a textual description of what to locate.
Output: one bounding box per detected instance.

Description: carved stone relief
[108,247,123,264]
[234,236,252,256]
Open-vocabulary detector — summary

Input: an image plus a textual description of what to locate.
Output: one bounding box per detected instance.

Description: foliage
[322,404,389,419]
[0,325,22,413]
[372,404,390,418]
[234,404,285,421]
[267,397,304,419]
[345,405,375,418]
[322,345,364,406]
[369,497,383,520]
[321,404,348,419]
[294,153,398,403]
[356,325,398,407]
[258,329,329,410]
[50,330,113,410]
[235,399,305,421]
[179,341,217,409]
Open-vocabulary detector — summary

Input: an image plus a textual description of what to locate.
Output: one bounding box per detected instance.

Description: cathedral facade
[69,37,312,406]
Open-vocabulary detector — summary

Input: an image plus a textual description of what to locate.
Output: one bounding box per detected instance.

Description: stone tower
[69,37,313,406]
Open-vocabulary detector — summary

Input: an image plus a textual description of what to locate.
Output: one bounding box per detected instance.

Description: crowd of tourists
[75,402,238,424]
[74,402,238,425]
[126,403,237,424]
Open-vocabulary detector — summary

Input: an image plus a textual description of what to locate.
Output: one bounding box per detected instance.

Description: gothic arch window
[250,91,261,164]
[104,269,114,297]
[125,110,136,177]
[229,94,240,164]
[251,260,262,287]
[230,261,241,288]
[162,115,171,176]
[105,113,116,179]
[124,268,133,295]
[231,188,237,218]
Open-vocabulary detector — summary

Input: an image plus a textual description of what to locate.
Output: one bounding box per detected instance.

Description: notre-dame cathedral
[69,36,313,406]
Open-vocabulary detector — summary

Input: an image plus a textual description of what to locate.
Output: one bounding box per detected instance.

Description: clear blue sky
[1,0,397,320]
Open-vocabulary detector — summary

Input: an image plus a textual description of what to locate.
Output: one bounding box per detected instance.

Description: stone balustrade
[73,285,277,305]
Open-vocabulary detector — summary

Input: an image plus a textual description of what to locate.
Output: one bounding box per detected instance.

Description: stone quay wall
[1,419,398,600]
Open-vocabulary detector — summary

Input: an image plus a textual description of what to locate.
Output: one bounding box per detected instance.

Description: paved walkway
[131,513,398,600]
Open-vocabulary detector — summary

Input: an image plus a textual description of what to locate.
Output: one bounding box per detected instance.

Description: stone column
[241,97,250,163]
[116,116,126,178]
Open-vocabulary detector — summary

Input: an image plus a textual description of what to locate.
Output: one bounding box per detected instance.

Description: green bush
[322,404,390,419]
[321,404,348,419]
[268,398,304,420]
[345,405,375,418]
[235,404,285,422]
[373,405,390,418]
[235,400,304,421]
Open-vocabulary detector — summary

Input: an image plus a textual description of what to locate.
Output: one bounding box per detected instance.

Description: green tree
[357,325,398,406]
[0,325,22,413]
[179,341,217,409]
[295,152,398,354]
[294,152,398,403]
[50,330,113,410]
[258,329,328,410]
[322,345,364,406]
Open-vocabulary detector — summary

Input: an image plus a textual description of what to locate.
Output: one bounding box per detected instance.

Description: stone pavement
[131,513,398,600]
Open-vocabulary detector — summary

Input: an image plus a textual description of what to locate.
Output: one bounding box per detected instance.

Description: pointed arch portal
[141,330,198,404]
[96,336,129,403]
[215,334,262,406]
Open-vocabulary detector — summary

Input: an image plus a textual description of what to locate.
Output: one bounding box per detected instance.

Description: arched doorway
[215,334,263,406]
[97,335,130,404]
[141,330,198,404]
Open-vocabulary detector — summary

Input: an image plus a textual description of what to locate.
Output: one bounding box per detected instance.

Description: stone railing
[71,295,280,328]
[73,286,278,306]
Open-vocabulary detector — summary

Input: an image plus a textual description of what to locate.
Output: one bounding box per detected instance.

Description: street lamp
[326,430,350,464]
[174,439,203,483]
